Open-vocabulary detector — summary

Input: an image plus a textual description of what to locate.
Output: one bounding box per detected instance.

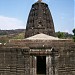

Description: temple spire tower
[38,0,42,2]
[25,0,55,38]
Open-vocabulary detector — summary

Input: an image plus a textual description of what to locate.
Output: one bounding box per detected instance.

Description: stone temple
[25,0,55,38]
[0,0,75,75]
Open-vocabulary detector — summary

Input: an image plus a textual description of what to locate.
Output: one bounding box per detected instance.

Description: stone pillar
[50,48,59,75]
[21,48,30,75]
[33,56,37,75]
[30,56,33,75]
[24,55,30,75]
[46,55,58,75]
[55,56,58,75]
[30,56,37,75]
[46,55,52,75]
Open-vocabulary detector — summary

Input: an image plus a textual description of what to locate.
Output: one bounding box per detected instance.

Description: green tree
[72,28,75,42]
[57,31,65,38]
[72,28,75,36]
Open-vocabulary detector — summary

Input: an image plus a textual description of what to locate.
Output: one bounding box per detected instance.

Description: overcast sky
[0,0,74,34]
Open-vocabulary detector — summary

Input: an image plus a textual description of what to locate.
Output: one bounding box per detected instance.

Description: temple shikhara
[0,0,75,75]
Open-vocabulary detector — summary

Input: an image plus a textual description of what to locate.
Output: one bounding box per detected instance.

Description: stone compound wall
[0,47,30,75]
[0,39,75,75]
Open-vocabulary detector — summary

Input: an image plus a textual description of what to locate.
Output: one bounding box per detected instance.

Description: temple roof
[25,0,55,38]
[26,33,59,40]
[38,0,42,2]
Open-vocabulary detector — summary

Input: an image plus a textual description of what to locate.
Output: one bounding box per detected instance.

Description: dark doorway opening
[37,56,46,74]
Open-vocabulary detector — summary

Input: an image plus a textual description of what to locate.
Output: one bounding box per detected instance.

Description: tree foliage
[56,31,73,39]
[72,28,75,35]
[72,28,75,42]
[57,31,65,38]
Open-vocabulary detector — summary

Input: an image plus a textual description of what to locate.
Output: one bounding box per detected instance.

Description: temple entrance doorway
[37,56,46,75]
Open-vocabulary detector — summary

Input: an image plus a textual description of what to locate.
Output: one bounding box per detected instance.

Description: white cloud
[0,16,25,30]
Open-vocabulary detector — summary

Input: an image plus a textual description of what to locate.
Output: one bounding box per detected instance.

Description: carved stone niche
[29,49,52,56]
[21,47,30,55]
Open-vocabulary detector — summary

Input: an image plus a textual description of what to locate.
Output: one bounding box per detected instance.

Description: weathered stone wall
[0,39,75,75]
[0,47,30,75]
[58,46,75,75]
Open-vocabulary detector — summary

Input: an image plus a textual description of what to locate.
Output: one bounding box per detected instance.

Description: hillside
[0,29,25,43]
[0,29,73,43]
[0,29,25,35]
